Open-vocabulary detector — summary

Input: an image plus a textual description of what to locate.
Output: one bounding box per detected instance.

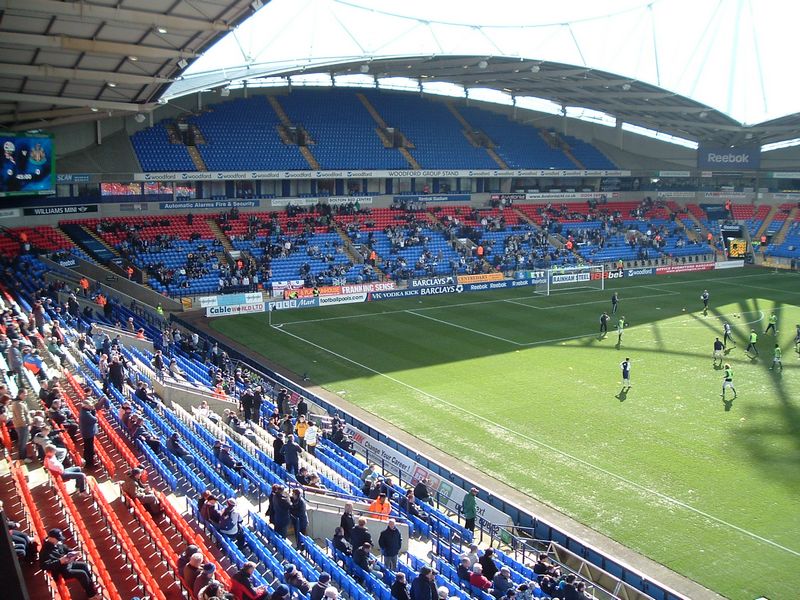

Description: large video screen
[0,133,55,197]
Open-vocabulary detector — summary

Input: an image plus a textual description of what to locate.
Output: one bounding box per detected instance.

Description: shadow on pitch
[615,388,629,402]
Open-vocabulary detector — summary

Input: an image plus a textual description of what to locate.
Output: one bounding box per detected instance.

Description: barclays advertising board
[697,144,760,171]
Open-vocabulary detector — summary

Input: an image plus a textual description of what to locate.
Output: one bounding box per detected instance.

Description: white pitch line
[270,323,800,559]
[404,310,524,346]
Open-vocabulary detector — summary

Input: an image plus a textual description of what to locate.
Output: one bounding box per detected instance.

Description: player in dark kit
[620,358,632,390]
[611,292,619,315]
[701,290,710,315]
[599,312,609,337]
[713,337,724,367]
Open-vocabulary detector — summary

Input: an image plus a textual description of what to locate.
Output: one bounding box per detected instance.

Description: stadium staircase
[207,219,235,254]
[538,130,584,169]
[754,205,779,240]
[356,92,421,169]
[186,146,208,171]
[267,96,322,169]
[771,206,800,245]
[331,221,386,275]
[514,209,566,250]
[445,104,509,169]
[59,223,125,267]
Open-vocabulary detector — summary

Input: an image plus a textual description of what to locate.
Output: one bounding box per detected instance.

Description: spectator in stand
[457,556,472,581]
[177,545,200,573]
[269,486,292,537]
[462,487,478,533]
[294,414,309,448]
[469,564,492,592]
[400,489,429,524]
[201,494,222,526]
[290,488,309,548]
[44,445,87,494]
[479,548,499,581]
[410,566,437,600]
[33,424,67,463]
[280,435,302,476]
[350,516,372,550]
[491,567,513,599]
[391,572,411,600]
[352,541,375,573]
[78,399,98,469]
[134,381,158,406]
[7,519,38,563]
[368,493,391,521]
[230,561,269,600]
[121,467,162,517]
[532,553,560,580]
[11,389,32,462]
[166,432,191,460]
[194,563,217,598]
[183,552,204,591]
[40,528,100,600]
[283,564,311,595]
[378,518,402,571]
[340,502,355,541]
[413,477,430,503]
[310,573,333,600]
[272,433,285,466]
[198,581,224,600]
[332,526,352,556]
[304,420,319,456]
[219,498,245,549]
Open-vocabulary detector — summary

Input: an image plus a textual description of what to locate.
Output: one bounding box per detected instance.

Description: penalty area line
[270,322,800,559]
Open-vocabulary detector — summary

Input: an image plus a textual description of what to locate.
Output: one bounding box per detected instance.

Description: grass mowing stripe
[269,319,800,560]
[404,309,524,345]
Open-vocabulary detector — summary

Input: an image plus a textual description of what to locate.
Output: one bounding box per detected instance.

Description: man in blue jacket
[280,435,302,475]
[378,518,402,571]
[410,566,436,600]
[78,400,98,468]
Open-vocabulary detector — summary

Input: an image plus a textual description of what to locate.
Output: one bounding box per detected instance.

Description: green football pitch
[211,268,800,600]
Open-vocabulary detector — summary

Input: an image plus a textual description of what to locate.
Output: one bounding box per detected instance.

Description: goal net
[533,264,605,296]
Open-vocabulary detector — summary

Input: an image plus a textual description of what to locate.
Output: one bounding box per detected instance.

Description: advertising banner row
[256,261,741,313]
[199,292,263,308]
[133,168,632,182]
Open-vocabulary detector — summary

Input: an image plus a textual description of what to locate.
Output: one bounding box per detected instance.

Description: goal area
[533,264,605,296]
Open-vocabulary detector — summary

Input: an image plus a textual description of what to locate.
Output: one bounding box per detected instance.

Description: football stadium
[1,1,799,600]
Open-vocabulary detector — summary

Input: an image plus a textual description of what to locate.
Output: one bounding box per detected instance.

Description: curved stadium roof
[165,0,800,147]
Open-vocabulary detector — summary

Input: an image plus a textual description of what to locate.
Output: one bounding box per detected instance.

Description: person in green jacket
[746,330,759,357]
[764,313,778,336]
[770,344,783,372]
[462,487,478,533]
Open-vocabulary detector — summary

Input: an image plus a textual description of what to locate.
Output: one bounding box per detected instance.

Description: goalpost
[533,264,606,296]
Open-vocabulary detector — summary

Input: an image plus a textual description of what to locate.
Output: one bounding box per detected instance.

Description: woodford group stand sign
[132,168,632,182]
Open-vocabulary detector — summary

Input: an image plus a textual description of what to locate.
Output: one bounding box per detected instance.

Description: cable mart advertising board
[342,424,512,528]
[206,301,266,317]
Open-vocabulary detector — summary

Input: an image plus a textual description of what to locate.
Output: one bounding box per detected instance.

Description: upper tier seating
[560,133,616,169]
[280,89,408,170]
[129,89,618,172]
[360,91,499,169]
[456,107,577,169]
[131,123,197,172]
[190,97,309,171]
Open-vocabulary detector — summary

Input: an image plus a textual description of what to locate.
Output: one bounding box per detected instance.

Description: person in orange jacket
[368,493,391,521]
